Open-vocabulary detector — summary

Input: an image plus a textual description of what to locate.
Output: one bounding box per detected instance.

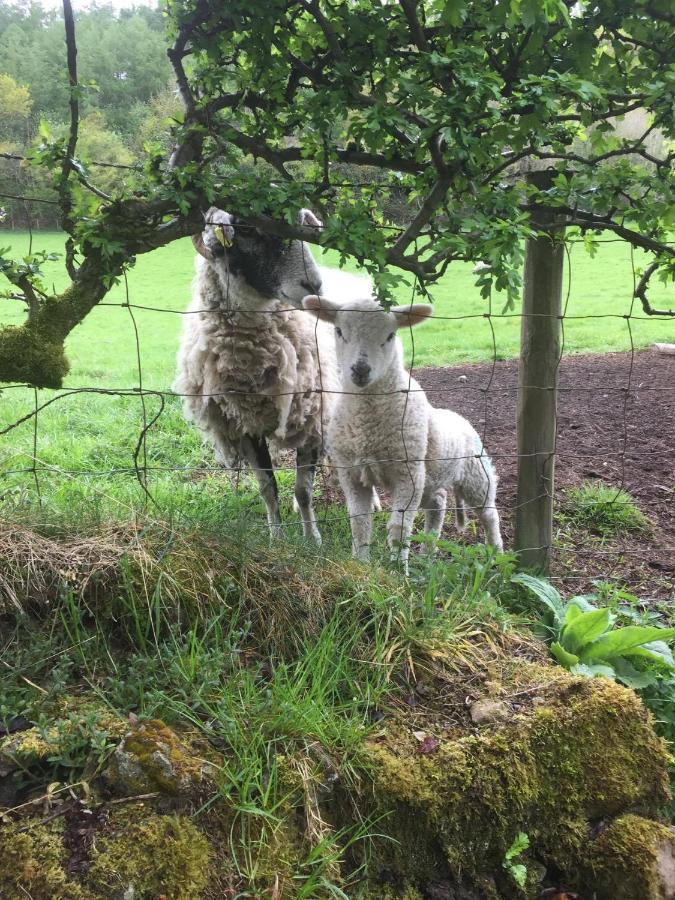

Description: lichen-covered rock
[585,814,675,900]
[103,719,216,809]
[361,666,671,898]
[469,699,510,726]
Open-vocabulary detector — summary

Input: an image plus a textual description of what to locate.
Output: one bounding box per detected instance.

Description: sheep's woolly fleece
[174,259,348,467]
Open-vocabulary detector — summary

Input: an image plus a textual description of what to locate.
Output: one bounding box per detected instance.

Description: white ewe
[302,295,503,570]
[175,207,353,544]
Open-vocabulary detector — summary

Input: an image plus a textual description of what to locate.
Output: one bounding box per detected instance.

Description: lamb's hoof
[305,528,322,546]
[268,524,284,541]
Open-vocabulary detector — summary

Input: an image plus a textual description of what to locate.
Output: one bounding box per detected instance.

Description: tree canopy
[1,0,673,386]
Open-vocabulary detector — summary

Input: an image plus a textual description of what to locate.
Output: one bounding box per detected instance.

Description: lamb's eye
[336,327,344,340]
[386,332,395,342]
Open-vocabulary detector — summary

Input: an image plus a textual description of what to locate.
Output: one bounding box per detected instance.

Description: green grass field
[1,230,672,529]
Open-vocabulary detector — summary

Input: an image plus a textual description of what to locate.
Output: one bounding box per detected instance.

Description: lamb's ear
[298,209,323,230]
[392,304,433,329]
[303,295,339,323]
[192,232,214,260]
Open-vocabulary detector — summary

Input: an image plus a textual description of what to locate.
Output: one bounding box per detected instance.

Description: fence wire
[0,226,673,596]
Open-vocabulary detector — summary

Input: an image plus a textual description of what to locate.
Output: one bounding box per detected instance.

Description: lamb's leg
[339,468,374,563]
[461,460,504,553]
[387,465,425,574]
[238,434,282,539]
[455,493,468,531]
[422,485,447,553]
[295,446,322,545]
[480,507,503,552]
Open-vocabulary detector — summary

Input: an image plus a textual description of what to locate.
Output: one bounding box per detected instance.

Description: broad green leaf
[622,641,675,671]
[561,607,612,655]
[571,662,617,680]
[551,641,579,669]
[563,604,583,623]
[512,574,564,626]
[582,627,675,662]
[567,594,600,612]
[612,658,660,689]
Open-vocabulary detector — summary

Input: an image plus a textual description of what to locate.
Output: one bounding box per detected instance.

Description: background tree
[0,0,673,388]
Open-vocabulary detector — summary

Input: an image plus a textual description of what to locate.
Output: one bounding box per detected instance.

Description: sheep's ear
[298,209,323,230]
[392,304,433,329]
[303,295,339,322]
[192,232,214,260]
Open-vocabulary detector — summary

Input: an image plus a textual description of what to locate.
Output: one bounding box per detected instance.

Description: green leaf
[582,627,675,662]
[612,658,660,689]
[567,594,599,613]
[570,662,616,680]
[560,607,612,655]
[508,863,527,887]
[511,574,564,626]
[505,831,529,860]
[551,642,579,669]
[622,641,675,671]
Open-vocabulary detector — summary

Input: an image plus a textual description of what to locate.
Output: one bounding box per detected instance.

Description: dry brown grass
[0,518,150,614]
[0,518,350,654]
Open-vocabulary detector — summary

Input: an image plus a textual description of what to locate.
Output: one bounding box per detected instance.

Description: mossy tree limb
[0,206,201,388]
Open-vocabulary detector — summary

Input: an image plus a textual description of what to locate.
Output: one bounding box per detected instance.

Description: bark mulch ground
[416,348,674,607]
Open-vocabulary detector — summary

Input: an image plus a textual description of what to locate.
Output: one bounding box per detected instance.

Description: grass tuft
[561,481,651,538]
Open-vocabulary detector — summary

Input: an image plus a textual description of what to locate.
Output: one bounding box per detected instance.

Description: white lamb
[174,207,369,544]
[302,295,503,570]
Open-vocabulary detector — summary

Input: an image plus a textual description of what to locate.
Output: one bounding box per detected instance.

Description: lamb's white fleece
[311,296,502,569]
[423,408,503,551]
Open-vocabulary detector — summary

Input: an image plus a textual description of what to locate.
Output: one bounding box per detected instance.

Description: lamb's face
[195,207,323,308]
[302,296,433,391]
[332,301,402,389]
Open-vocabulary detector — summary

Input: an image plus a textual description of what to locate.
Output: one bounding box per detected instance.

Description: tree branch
[398,0,430,52]
[540,206,675,258]
[388,173,454,258]
[634,261,675,317]
[58,0,79,279]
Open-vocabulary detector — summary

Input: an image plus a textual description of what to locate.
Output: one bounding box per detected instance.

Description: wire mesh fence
[0,218,673,600]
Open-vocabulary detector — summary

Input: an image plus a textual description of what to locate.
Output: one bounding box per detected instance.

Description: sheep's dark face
[194,207,322,307]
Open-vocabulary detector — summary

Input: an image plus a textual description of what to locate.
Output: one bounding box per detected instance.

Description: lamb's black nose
[301,278,322,293]
[351,360,371,387]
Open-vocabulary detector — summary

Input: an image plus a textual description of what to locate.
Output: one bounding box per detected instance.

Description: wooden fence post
[514,172,565,573]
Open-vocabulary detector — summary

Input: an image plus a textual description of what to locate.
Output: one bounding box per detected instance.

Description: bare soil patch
[416,349,674,606]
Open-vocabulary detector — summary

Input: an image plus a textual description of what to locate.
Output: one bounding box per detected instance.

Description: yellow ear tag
[214,225,233,248]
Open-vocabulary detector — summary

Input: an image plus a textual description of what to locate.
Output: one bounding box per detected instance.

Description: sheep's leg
[238,434,282,539]
[339,469,374,563]
[387,465,425,574]
[295,446,322,545]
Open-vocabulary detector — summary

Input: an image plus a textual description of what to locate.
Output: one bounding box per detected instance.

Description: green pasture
[0,230,672,528]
